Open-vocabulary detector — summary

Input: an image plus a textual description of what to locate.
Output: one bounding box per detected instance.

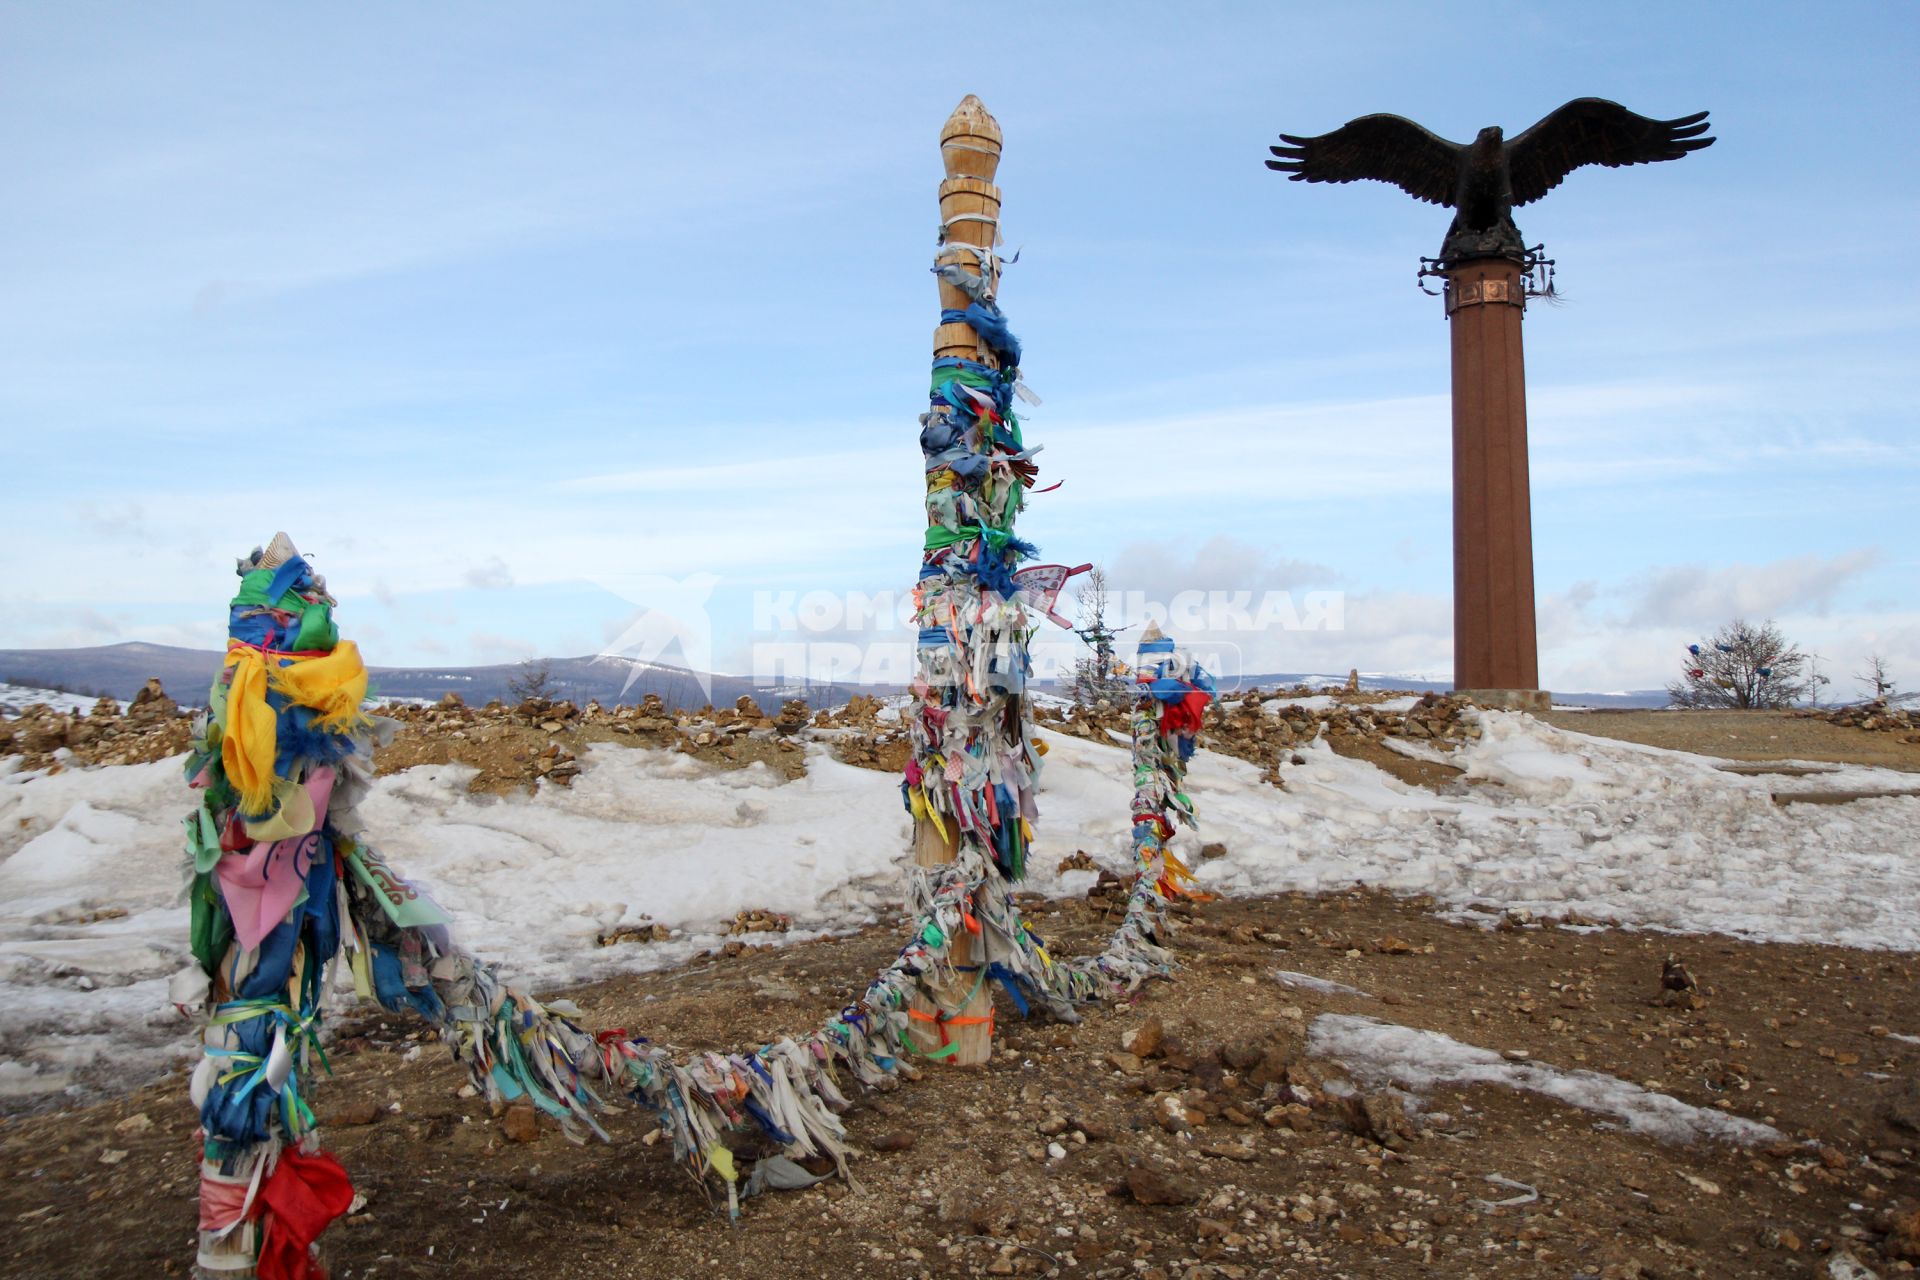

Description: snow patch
[1307,1013,1782,1147]
[1274,970,1373,998]
[0,684,100,717]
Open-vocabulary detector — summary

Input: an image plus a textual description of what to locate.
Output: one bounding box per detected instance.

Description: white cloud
[466,632,537,665]
[1625,551,1880,626]
[464,557,515,590]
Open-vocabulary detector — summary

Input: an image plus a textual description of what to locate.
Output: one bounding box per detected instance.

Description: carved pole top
[942,95,1002,181]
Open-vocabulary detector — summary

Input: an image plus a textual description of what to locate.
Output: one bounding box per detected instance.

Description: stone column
[1445,258,1548,712]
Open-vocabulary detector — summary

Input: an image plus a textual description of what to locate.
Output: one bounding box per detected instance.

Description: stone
[1348,1094,1413,1147]
[1155,1095,1202,1134]
[1882,1079,1920,1135]
[1124,1017,1165,1059]
[1199,1142,1257,1162]
[869,1130,917,1153]
[1157,1035,1193,1070]
[1247,1046,1292,1088]
[1125,1167,1199,1206]
[127,678,178,721]
[1879,1204,1920,1260]
[1220,1039,1265,1072]
[502,1101,541,1142]
[1072,1117,1114,1142]
[330,1099,383,1128]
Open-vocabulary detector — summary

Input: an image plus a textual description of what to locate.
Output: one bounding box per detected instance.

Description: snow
[1183,712,1920,949]
[1262,695,1338,713]
[1254,693,1421,716]
[3,708,1919,1109]
[356,747,923,983]
[1274,970,1374,998]
[1307,1013,1783,1147]
[0,683,100,717]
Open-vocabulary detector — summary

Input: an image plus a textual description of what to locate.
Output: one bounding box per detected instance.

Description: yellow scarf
[221,641,369,815]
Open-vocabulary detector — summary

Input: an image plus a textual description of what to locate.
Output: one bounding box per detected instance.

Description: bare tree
[506,659,554,703]
[1068,567,1129,708]
[1856,654,1914,706]
[1806,651,1831,708]
[1666,619,1810,709]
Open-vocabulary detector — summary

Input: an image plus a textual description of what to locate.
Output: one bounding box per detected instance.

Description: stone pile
[379,690,693,737]
[724,908,792,936]
[0,678,192,769]
[813,693,886,729]
[1205,690,1482,771]
[1029,699,1130,744]
[1800,701,1920,742]
[1104,1014,1418,1159]
[802,695,911,771]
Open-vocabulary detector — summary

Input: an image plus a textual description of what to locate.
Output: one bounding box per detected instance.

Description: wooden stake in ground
[903,95,1013,1066]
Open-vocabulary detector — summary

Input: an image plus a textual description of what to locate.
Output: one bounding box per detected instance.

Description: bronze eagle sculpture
[1266,98,1714,263]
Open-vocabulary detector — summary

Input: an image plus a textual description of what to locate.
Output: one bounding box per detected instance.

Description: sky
[2,3,1916,697]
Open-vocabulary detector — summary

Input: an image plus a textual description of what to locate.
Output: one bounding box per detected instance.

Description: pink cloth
[215,769,334,951]
[198,1170,252,1232]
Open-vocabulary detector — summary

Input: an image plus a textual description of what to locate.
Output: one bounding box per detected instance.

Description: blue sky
[2,3,1915,694]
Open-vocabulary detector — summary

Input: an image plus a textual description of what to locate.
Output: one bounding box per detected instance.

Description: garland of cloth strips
[174,534,1213,1276]
[176,535,634,1279]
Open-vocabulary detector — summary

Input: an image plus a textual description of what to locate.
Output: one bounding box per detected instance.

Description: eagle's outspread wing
[1505,99,1714,207]
[1266,114,1462,207]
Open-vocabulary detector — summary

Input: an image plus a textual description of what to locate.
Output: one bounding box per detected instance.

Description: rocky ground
[6,685,1920,1278]
[5,891,1920,1280]
[0,678,191,769]
[10,679,1917,785]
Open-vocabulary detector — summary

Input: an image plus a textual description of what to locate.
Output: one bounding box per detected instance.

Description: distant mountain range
[0,643,874,712]
[0,643,1671,711]
[1230,674,1669,709]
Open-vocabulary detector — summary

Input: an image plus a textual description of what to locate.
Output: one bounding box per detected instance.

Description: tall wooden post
[1444,258,1548,712]
[905,95,1003,1066]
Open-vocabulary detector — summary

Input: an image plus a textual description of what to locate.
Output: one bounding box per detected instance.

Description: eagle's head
[1473,125,1504,151]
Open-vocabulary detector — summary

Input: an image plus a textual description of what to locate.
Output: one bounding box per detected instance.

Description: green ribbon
[924,520,1018,553]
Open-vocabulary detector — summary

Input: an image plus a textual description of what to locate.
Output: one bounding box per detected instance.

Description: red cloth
[1158,689,1210,737]
[256,1148,355,1280]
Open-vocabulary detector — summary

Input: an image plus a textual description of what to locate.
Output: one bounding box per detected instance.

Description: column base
[1453,688,1552,714]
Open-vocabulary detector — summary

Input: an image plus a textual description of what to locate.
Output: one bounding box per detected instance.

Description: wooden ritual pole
[906,95,1005,1066]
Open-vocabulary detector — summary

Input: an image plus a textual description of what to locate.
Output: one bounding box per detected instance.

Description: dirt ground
[6,888,1920,1280]
[1542,710,1920,775]
[6,710,1920,1279]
